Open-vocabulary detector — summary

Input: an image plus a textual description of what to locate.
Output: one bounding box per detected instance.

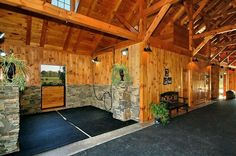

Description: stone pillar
[112,82,139,122]
[0,86,20,155]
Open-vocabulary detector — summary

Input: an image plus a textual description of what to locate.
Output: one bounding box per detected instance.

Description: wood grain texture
[42,86,64,109]
[0,43,92,86]
[140,45,191,121]
[93,43,141,86]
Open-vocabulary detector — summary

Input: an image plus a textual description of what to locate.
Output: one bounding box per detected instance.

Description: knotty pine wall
[0,44,92,86]
[140,43,191,121]
[228,71,236,91]
[93,42,141,86]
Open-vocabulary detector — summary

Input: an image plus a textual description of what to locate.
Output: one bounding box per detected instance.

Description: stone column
[0,86,20,155]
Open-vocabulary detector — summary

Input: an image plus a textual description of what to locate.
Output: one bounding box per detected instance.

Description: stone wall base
[0,86,20,155]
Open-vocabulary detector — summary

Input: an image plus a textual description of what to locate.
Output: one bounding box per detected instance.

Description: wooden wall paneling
[0,43,92,86]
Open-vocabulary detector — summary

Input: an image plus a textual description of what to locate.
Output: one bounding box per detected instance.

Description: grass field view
[41,65,65,86]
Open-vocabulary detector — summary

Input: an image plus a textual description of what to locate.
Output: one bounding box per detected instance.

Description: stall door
[42,86,65,109]
[41,65,66,109]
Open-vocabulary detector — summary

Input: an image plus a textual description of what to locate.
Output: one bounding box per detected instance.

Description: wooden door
[42,86,65,109]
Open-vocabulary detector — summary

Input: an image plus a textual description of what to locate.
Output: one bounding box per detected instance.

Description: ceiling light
[0,32,5,39]
[92,57,100,63]
[121,48,128,56]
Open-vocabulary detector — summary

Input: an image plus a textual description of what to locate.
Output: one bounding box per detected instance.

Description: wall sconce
[0,49,6,57]
[121,48,128,56]
[92,57,100,63]
[144,43,152,52]
[192,57,198,62]
[0,32,5,40]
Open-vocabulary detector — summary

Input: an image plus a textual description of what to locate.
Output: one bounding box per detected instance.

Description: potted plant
[0,52,28,91]
[111,64,132,86]
[150,102,169,125]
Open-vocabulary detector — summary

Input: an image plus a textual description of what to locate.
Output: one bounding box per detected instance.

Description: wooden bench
[160,91,188,118]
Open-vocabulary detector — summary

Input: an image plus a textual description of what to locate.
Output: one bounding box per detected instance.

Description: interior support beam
[144,0,178,17]
[210,46,227,61]
[40,20,48,47]
[0,0,137,40]
[63,27,73,50]
[144,4,171,42]
[193,24,236,39]
[220,50,236,63]
[115,14,138,33]
[138,0,146,40]
[188,0,193,51]
[193,35,214,56]
[192,0,208,20]
[228,59,236,66]
[26,16,32,45]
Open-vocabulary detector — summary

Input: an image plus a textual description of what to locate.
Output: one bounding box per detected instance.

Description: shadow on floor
[9,106,136,156]
[76,100,236,156]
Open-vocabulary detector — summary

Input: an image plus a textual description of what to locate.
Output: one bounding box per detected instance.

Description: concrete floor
[72,99,236,156]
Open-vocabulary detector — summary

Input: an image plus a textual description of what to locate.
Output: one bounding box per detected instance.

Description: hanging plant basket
[111,64,132,86]
[0,53,28,91]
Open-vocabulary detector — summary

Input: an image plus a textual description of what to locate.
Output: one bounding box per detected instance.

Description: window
[51,0,70,11]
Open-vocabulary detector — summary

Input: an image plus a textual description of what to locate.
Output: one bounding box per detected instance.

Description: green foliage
[111,64,132,86]
[150,102,169,125]
[0,53,28,91]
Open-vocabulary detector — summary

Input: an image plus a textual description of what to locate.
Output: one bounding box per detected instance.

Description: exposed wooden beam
[228,58,236,66]
[115,14,138,33]
[40,20,48,47]
[193,35,214,56]
[90,0,123,52]
[193,24,236,39]
[216,40,236,47]
[138,0,146,40]
[210,46,227,61]
[220,50,236,63]
[192,0,208,20]
[26,16,32,45]
[0,0,137,40]
[188,0,193,51]
[63,27,73,50]
[144,4,171,42]
[144,0,178,17]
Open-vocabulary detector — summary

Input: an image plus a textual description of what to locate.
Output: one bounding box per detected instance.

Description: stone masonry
[20,84,139,121]
[0,86,20,155]
[112,82,139,121]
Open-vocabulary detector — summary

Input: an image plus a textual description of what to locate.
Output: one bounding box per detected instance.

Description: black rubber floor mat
[11,111,88,156]
[59,106,137,137]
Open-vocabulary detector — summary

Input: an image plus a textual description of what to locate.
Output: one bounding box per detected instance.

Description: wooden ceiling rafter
[0,0,137,40]
[192,35,214,56]
[115,14,138,33]
[90,0,123,53]
[220,50,236,63]
[210,46,227,61]
[144,0,178,17]
[144,3,171,42]
[193,24,236,39]
[73,0,97,53]
[39,19,48,47]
